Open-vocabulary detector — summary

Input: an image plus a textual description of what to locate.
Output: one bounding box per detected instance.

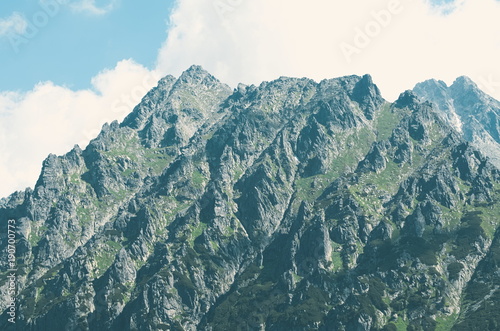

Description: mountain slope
[1,67,500,330]
[414,77,500,168]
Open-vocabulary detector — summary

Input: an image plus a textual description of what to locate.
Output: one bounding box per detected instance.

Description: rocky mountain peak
[451,75,478,90]
[394,90,421,109]
[350,74,383,120]
[413,78,449,103]
[156,74,177,89]
[176,64,224,87]
[414,75,500,168]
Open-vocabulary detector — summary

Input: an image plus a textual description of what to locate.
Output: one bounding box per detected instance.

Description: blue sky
[0,0,174,91]
[1,0,500,198]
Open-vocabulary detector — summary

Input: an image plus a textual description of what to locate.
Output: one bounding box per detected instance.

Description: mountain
[414,77,500,168]
[1,66,500,330]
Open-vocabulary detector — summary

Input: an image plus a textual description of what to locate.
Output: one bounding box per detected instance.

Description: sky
[1,0,500,198]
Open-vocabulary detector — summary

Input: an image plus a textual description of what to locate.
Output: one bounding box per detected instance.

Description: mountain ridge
[414,75,500,168]
[1,67,500,330]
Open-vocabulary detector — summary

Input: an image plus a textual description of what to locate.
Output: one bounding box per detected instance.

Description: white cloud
[0,12,28,36]
[0,60,158,198]
[3,0,500,198]
[156,0,500,102]
[68,0,118,15]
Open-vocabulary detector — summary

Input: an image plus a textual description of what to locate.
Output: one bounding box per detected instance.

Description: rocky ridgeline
[414,76,500,168]
[1,66,500,330]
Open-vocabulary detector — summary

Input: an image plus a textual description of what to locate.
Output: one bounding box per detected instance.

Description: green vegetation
[210,240,219,251]
[330,247,343,272]
[295,128,375,202]
[233,166,244,181]
[348,184,384,221]
[295,174,334,201]
[330,128,376,176]
[471,193,500,238]
[69,172,81,184]
[292,272,303,283]
[385,319,407,331]
[122,168,135,177]
[435,313,458,331]
[102,134,140,162]
[278,286,331,325]
[143,147,173,174]
[106,240,122,251]
[191,169,206,188]
[28,225,49,247]
[28,231,41,247]
[161,198,190,222]
[77,206,92,225]
[209,281,286,330]
[100,131,174,176]
[375,103,405,141]
[367,277,388,312]
[369,160,407,192]
[110,189,129,201]
[108,283,132,304]
[65,232,78,247]
[91,241,122,278]
[223,223,235,237]
[188,222,208,247]
[453,289,500,330]
[22,264,65,317]
[450,211,485,260]
[440,205,466,231]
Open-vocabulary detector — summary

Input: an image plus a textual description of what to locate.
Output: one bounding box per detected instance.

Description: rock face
[1,67,500,330]
[414,77,500,168]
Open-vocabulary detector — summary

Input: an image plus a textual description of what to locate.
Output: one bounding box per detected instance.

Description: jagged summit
[416,75,477,90]
[2,68,500,330]
[183,64,208,76]
[176,64,225,86]
[451,75,478,89]
[394,90,421,109]
[414,74,500,168]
